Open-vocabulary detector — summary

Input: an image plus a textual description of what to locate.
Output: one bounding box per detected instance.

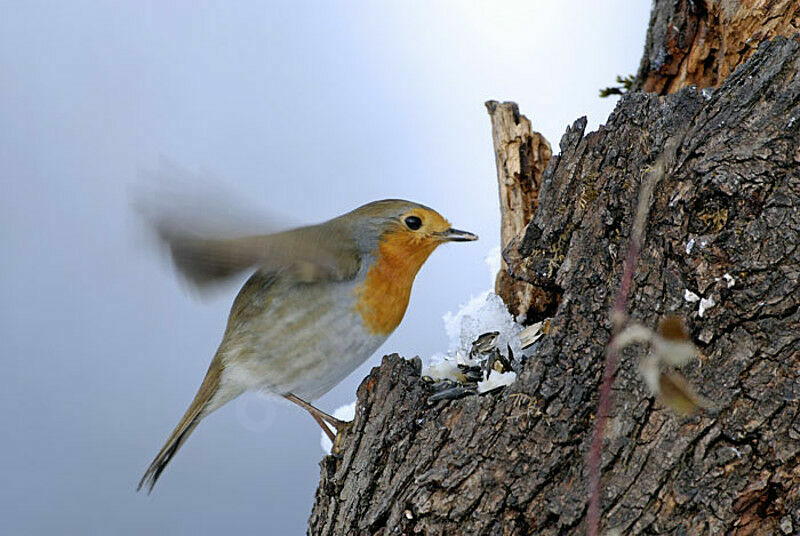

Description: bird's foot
[330,419,354,456]
[284,393,353,449]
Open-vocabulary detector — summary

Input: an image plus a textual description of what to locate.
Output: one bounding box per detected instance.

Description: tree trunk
[635,0,800,94]
[307,26,800,536]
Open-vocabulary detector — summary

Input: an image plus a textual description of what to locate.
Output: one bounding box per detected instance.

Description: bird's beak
[438,228,479,242]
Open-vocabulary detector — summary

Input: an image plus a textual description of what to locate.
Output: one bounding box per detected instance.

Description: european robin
[138,199,477,492]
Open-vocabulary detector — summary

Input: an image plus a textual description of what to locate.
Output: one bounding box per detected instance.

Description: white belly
[218,277,387,401]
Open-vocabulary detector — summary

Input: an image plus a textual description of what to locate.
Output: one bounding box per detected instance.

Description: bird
[137,198,477,492]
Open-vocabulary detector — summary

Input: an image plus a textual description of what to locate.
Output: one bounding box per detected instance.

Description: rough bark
[635,0,800,94]
[308,35,800,535]
[486,101,556,324]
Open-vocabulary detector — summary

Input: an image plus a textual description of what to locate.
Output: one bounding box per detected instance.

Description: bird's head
[342,199,478,264]
[339,199,478,335]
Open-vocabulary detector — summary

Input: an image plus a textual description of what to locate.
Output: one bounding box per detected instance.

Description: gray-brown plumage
[138,360,223,493]
[137,198,477,492]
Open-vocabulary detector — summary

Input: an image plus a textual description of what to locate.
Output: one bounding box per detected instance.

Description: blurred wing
[132,160,360,292]
[154,223,361,290]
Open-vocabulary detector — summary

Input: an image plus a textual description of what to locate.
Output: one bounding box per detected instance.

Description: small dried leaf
[613,323,653,350]
[657,315,689,341]
[658,370,712,415]
[638,357,661,395]
[654,339,697,367]
[654,316,695,367]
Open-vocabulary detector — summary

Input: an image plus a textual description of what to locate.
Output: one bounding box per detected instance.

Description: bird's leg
[283,393,350,441]
[310,412,336,443]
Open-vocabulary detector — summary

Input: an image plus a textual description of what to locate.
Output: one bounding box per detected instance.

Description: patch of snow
[484,246,502,288]
[684,289,700,303]
[455,350,481,368]
[443,291,522,359]
[320,401,356,453]
[425,290,522,389]
[477,370,517,394]
[638,356,660,395]
[422,246,523,392]
[698,296,716,317]
[422,357,462,382]
[424,248,523,392]
[686,238,696,254]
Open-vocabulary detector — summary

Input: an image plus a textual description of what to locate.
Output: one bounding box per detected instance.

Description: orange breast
[355,232,439,335]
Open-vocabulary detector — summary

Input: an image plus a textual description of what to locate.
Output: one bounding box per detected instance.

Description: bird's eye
[404,216,422,230]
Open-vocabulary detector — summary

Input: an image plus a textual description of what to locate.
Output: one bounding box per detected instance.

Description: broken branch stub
[485,100,556,323]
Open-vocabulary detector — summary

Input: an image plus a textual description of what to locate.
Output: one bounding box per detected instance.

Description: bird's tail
[138,359,231,493]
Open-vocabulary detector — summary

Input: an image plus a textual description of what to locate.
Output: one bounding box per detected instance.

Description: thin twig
[586,153,668,535]
[586,244,640,535]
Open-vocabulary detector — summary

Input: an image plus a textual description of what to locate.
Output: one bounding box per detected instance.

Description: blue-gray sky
[0,2,649,533]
